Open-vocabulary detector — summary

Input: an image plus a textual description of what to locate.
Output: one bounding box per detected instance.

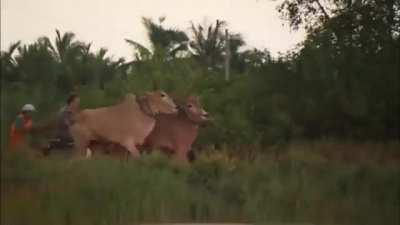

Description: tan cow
[69,91,177,158]
[141,95,210,163]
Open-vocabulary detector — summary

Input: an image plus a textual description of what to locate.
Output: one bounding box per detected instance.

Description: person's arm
[14,116,33,132]
[64,111,74,126]
[24,120,33,131]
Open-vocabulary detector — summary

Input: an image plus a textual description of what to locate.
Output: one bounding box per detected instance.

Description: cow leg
[70,125,91,159]
[71,138,90,159]
[122,140,140,159]
[128,146,140,159]
[174,147,189,164]
[86,148,93,158]
[187,149,196,162]
[75,138,91,159]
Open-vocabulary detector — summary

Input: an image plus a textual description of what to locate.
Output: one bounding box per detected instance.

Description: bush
[2,144,399,225]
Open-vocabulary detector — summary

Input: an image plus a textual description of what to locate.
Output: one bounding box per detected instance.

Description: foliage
[1,9,399,150]
[189,19,245,70]
[1,144,399,225]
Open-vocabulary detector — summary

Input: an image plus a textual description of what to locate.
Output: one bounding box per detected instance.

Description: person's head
[21,104,36,116]
[67,93,80,110]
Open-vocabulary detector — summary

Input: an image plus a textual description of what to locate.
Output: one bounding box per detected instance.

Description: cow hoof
[85,148,93,158]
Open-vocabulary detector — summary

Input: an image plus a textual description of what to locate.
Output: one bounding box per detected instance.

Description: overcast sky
[1,0,305,60]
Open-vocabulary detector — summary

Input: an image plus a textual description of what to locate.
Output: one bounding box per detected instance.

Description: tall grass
[1,143,400,225]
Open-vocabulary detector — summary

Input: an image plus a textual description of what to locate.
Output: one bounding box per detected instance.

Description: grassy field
[1,142,400,225]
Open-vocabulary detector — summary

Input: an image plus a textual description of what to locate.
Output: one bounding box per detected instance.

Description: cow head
[182,95,210,124]
[143,91,178,115]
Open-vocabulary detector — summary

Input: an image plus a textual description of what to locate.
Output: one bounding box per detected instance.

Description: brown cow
[142,95,210,163]
[70,91,177,159]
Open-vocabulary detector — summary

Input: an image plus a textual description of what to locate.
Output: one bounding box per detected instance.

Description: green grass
[1,143,400,225]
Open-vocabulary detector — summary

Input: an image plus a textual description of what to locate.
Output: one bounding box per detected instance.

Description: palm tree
[51,29,86,63]
[189,19,226,68]
[93,48,125,89]
[1,41,21,82]
[45,30,88,91]
[189,19,245,70]
[1,42,21,143]
[1,41,20,63]
[125,39,152,61]
[14,37,57,85]
[143,17,189,59]
[126,17,189,61]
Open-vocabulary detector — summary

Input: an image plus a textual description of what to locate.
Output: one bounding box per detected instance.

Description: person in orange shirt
[9,104,36,150]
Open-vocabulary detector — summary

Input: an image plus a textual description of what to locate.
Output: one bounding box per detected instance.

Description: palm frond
[125,39,152,61]
[8,41,21,57]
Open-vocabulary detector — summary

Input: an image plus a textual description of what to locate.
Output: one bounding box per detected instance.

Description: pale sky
[1,0,305,60]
